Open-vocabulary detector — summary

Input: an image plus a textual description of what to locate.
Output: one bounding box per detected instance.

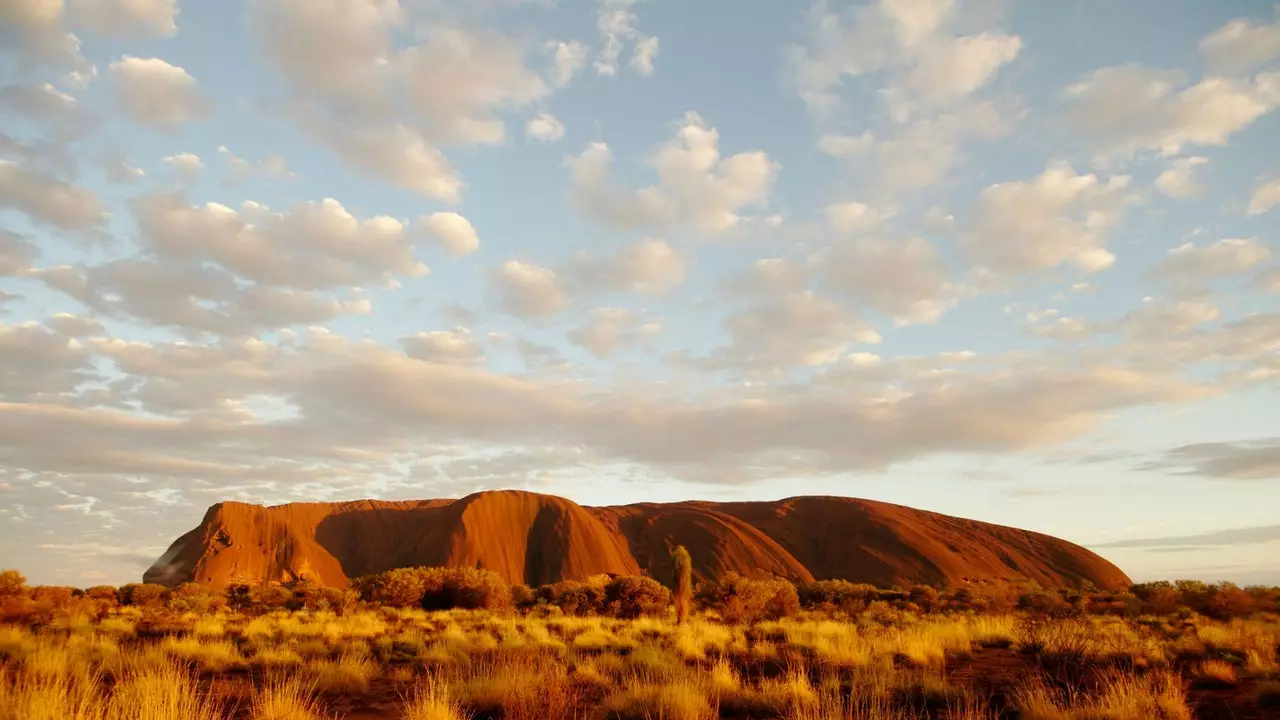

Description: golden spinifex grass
[0,607,1277,719]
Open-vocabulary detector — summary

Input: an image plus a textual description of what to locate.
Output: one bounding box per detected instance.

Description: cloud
[0,160,106,231]
[418,212,480,257]
[1149,238,1270,292]
[594,0,658,77]
[1199,6,1280,75]
[1064,64,1280,159]
[162,152,203,182]
[1094,522,1280,549]
[568,112,778,235]
[109,56,212,131]
[0,322,97,401]
[0,83,84,127]
[711,291,880,369]
[0,0,87,68]
[525,112,565,141]
[963,164,1134,275]
[1253,266,1280,293]
[1247,177,1280,214]
[491,260,569,318]
[70,0,177,38]
[825,201,895,233]
[567,308,660,358]
[817,132,874,158]
[1141,438,1280,481]
[548,40,587,86]
[1154,156,1208,198]
[631,36,659,77]
[218,146,294,184]
[790,0,1021,114]
[134,194,429,290]
[312,121,462,202]
[568,237,687,295]
[822,236,956,324]
[0,230,39,276]
[401,328,485,366]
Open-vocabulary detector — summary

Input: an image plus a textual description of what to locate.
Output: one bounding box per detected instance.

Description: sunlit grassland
[1,607,1277,719]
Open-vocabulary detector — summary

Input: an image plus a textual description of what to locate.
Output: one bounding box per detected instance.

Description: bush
[83,586,120,604]
[27,586,75,608]
[537,580,606,616]
[604,576,671,619]
[510,584,536,610]
[697,573,800,623]
[0,570,26,597]
[798,579,879,611]
[119,583,169,607]
[353,567,512,611]
[419,567,511,611]
[168,582,226,613]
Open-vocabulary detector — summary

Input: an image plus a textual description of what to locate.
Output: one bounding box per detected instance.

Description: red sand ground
[145,490,1130,591]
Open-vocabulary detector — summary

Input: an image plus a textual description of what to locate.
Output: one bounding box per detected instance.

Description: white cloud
[1,229,39,276]
[790,0,1021,114]
[70,0,177,38]
[631,36,659,77]
[712,290,880,370]
[568,112,778,235]
[0,160,106,231]
[1199,7,1280,75]
[134,194,429,290]
[823,236,955,324]
[568,308,660,358]
[419,212,480,257]
[1123,299,1221,341]
[162,152,203,182]
[1247,177,1280,214]
[548,40,587,86]
[0,83,81,125]
[402,328,485,366]
[861,100,1014,191]
[218,145,293,183]
[314,122,462,202]
[817,132,874,158]
[525,112,565,141]
[594,0,657,77]
[825,201,895,233]
[0,0,86,68]
[1151,239,1271,289]
[491,260,569,318]
[569,237,687,295]
[402,25,549,145]
[1155,156,1208,198]
[964,164,1134,275]
[109,56,212,131]
[1253,266,1280,293]
[1065,65,1280,159]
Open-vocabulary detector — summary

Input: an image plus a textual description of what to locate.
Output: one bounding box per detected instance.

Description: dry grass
[1,603,1276,719]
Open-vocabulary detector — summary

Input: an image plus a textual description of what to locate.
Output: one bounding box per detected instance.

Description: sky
[0,0,1278,589]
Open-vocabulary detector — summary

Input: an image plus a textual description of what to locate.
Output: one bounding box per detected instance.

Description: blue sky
[1,0,1278,587]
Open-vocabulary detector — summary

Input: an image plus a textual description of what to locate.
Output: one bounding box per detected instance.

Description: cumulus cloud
[790,0,1021,114]
[822,236,955,325]
[825,201,895,233]
[1155,156,1208,198]
[0,230,39,276]
[0,322,97,401]
[711,291,880,369]
[218,146,293,184]
[313,121,462,202]
[594,0,658,77]
[491,260,569,318]
[525,112,565,141]
[1064,65,1280,159]
[567,308,660,358]
[133,194,429,290]
[964,164,1134,275]
[1199,7,1280,75]
[162,152,203,182]
[569,237,687,295]
[0,160,106,231]
[817,132,874,158]
[0,0,87,68]
[1150,238,1271,293]
[109,56,212,131]
[548,40,587,86]
[0,83,83,126]
[419,212,480,257]
[70,0,177,38]
[401,328,485,366]
[568,112,778,235]
[1247,177,1280,214]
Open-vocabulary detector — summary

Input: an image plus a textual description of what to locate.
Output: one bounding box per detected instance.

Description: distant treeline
[2,566,1277,626]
